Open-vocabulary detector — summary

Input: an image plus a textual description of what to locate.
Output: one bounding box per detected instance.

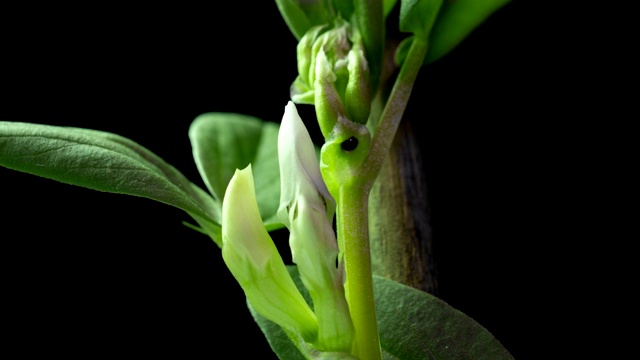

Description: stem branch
[362,37,429,186]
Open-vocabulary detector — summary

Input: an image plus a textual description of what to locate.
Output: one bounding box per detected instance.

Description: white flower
[277,101,353,352]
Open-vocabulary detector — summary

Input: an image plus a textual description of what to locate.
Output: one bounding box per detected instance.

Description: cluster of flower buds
[291,18,372,139]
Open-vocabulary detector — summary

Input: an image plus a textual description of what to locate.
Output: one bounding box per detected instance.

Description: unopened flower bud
[315,49,347,139]
[291,24,327,104]
[278,102,354,352]
[222,165,318,342]
[345,40,371,125]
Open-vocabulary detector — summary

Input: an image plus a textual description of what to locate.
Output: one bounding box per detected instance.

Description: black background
[1,2,572,359]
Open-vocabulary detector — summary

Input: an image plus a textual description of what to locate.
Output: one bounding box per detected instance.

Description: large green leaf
[250,266,513,359]
[374,275,514,360]
[188,113,283,230]
[425,0,511,63]
[0,121,221,241]
[394,0,511,66]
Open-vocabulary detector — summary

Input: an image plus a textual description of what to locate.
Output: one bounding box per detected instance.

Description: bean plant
[1,1,514,359]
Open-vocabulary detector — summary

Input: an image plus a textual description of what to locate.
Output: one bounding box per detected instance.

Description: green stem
[339,36,428,359]
[339,181,379,359]
[362,37,429,186]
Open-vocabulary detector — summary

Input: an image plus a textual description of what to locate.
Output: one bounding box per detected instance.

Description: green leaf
[188,113,283,230]
[374,275,514,360]
[276,0,337,40]
[0,121,221,242]
[425,0,511,64]
[399,0,443,38]
[250,266,514,359]
[276,0,313,40]
[394,1,511,66]
[384,0,399,18]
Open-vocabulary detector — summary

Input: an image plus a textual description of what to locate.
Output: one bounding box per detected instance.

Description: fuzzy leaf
[189,113,283,230]
[0,121,221,240]
[374,275,514,359]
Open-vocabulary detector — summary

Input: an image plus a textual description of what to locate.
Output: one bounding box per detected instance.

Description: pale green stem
[338,180,378,359]
[339,37,428,359]
[362,37,429,187]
